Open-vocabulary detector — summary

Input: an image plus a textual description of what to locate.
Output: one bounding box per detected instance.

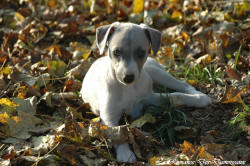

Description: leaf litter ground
[0,0,249,165]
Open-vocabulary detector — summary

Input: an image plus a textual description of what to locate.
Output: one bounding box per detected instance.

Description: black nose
[123,74,134,83]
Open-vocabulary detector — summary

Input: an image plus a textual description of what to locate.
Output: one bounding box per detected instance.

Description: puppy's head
[96,22,161,85]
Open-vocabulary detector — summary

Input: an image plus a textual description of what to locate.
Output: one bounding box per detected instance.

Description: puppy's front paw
[195,93,212,107]
[116,143,136,163]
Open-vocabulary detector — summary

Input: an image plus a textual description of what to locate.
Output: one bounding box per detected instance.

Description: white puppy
[81,22,212,163]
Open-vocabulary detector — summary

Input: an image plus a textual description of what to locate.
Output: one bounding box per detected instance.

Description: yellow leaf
[15,12,25,21]
[187,80,196,85]
[0,113,9,123]
[169,0,180,2]
[48,0,57,9]
[171,10,182,19]
[224,12,236,22]
[0,66,11,75]
[130,113,156,128]
[44,60,66,76]
[82,51,91,60]
[149,156,157,166]
[12,116,20,123]
[133,0,144,14]
[92,117,100,123]
[17,86,28,99]
[0,98,19,108]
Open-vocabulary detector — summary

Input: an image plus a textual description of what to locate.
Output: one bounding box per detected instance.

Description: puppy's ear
[96,22,119,55]
[140,24,161,56]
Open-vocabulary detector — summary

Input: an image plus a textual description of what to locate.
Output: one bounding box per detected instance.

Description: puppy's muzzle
[123,74,134,84]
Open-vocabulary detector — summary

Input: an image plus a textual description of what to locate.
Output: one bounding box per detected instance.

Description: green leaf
[234,45,242,70]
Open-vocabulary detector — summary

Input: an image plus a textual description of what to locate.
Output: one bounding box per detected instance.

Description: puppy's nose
[123,74,134,83]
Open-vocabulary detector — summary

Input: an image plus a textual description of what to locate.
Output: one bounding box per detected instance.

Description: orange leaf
[181,141,197,157]
[165,47,172,57]
[182,31,189,41]
[198,146,214,161]
[221,86,246,104]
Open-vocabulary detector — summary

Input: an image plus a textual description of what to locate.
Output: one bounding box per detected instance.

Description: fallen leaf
[181,141,197,157]
[133,0,144,14]
[1,111,44,139]
[1,146,16,160]
[130,113,156,128]
[0,66,11,75]
[36,73,50,87]
[0,112,10,123]
[12,97,37,115]
[48,0,57,9]
[17,86,28,99]
[225,67,241,81]
[221,86,246,104]
[0,98,19,114]
[204,143,226,156]
[171,10,182,20]
[174,126,198,140]
[194,54,212,66]
[57,144,79,165]
[198,146,214,161]
[182,31,189,41]
[43,60,66,76]
[165,46,172,57]
[88,121,129,144]
[187,80,196,85]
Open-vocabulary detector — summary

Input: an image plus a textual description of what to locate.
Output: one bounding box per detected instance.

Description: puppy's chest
[119,83,151,110]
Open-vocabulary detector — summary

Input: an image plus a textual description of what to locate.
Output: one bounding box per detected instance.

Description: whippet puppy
[80,22,212,163]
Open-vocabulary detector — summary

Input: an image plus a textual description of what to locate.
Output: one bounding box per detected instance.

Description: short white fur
[81,22,212,163]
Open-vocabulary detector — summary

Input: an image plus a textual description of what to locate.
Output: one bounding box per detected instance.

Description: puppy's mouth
[117,75,135,85]
[118,79,135,86]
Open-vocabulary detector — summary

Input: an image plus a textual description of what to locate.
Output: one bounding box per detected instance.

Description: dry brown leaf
[1,146,16,160]
[88,121,129,144]
[57,144,79,165]
[204,143,226,156]
[225,67,241,81]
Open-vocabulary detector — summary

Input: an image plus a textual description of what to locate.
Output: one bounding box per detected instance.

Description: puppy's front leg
[100,103,136,163]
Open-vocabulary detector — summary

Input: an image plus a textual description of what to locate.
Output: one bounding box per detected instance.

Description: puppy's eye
[113,50,121,57]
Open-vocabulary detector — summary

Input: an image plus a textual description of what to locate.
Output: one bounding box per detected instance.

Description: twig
[32,142,60,166]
